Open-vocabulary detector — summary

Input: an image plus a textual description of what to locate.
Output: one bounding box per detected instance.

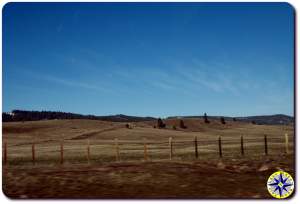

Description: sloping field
[2,119,294,164]
[2,119,295,198]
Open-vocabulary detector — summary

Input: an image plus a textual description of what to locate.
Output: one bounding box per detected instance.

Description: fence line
[87,139,90,164]
[2,133,293,165]
[169,137,173,160]
[240,135,244,156]
[32,143,35,165]
[194,136,198,159]
[114,138,120,162]
[143,138,148,161]
[264,135,268,156]
[218,136,222,158]
[285,133,289,154]
[4,142,7,165]
[60,142,64,165]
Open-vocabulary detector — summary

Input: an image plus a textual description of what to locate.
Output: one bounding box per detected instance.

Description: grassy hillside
[3,118,294,164]
[2,118,295,198]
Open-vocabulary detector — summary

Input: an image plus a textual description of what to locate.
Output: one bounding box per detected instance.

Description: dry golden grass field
[2,118,295,198]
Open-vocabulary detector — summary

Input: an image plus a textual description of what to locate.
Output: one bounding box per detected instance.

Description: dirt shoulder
[3,155,294,199]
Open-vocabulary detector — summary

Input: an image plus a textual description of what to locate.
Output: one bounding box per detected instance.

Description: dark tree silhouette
[157,118,166,128]
[2,113,13,122]
[233,117,237,122]
[251,120,256,124]
[220,117,226,124]
[180,119,187,129]
[204,113,210,123]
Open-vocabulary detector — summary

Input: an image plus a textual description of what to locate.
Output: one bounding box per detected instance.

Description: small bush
[172,125,177,130]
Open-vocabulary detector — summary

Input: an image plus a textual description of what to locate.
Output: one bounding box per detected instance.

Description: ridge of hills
[2,110,293,125]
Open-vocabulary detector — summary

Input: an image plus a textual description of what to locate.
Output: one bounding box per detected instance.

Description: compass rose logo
[267,171,294,199]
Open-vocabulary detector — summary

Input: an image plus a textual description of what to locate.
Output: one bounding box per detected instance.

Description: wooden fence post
[194,136,198,159]
[32,143,36,165]
[4,142,7,165]
[218,136,222,158]
[87,139,91,164]
[115,138,120,162]
[285,133,289,154]
[60,142,64,165]
[169,137,173,160]
[240,135,244,156]
[143,138,148,161]
[264,134,268,155]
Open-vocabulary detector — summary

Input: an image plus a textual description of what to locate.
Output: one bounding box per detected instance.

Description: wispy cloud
[21,69,118,94]
[177,69,223,93]
[169,59,262,95]
[151,81,176,90]
[110,62,233,96]
[43,75,110,93]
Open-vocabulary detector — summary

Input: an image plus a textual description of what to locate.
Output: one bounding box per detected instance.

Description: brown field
[2,118,295,198]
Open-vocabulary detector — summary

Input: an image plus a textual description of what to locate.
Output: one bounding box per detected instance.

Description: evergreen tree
[157,118,166,128]
[180,119,187,129]
[204,113,210,123]
[220,117,226,124]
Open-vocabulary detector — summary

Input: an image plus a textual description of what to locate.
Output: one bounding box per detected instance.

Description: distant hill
[168,114,294,125]
[2,110,294,125]
[235,114,294,125]
[96,114,156,122]
[2,110,156,122]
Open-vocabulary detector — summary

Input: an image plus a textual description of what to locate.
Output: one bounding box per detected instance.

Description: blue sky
[3,2,294,117]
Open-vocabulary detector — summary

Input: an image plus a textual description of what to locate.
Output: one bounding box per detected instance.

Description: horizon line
[3,109,294,118]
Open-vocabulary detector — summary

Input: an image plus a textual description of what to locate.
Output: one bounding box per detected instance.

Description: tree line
[2,110,100,122]
[3,110,255,125]
[2,110,156,122]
